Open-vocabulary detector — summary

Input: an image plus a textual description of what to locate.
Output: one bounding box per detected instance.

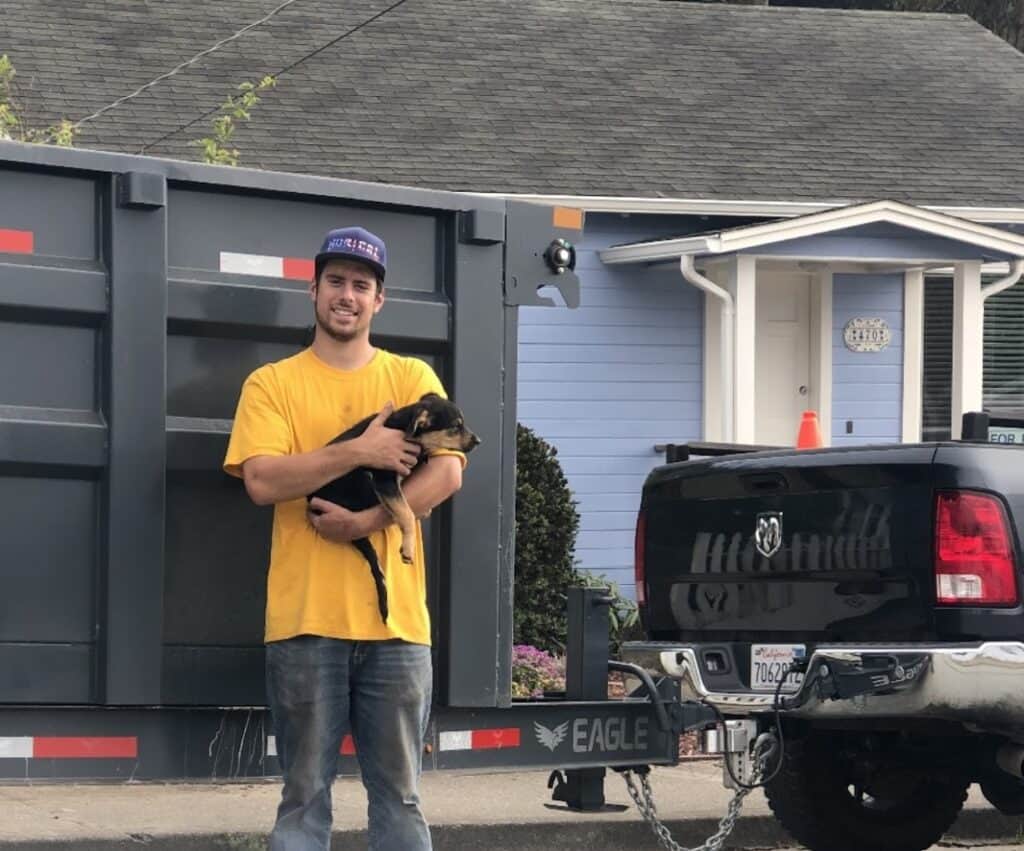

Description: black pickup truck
[624,413,1024,851]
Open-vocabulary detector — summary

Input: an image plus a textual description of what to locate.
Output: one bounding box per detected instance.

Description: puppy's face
[406,394,481,454]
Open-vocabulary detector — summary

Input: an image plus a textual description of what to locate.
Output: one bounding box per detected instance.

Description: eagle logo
[534,720,569,752]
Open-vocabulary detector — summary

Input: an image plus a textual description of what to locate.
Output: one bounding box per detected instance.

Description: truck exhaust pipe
[996,743,1024,779]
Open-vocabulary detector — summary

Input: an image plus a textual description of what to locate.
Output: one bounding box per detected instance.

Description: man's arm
[308,455,464,542]
[242,404,421,506]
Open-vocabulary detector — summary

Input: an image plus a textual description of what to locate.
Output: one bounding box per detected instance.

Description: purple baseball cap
[315,226,387,282]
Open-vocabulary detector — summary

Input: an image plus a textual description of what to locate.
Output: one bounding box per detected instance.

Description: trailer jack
[547,589,714,812]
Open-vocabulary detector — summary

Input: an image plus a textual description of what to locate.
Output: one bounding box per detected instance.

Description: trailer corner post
[550,587,615,811]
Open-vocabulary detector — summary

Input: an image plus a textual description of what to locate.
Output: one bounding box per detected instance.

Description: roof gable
[599,200,1024,264]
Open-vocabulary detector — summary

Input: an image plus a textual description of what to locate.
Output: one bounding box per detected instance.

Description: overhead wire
[74,0,303,129]
[137,0,413,154]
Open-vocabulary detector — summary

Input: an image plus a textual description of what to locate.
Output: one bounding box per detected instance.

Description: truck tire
[981,771,1024,815]
[764,733,969,851]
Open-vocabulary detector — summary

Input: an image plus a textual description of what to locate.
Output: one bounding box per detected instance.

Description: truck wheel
[981,771,1024,815]
[764,734,969,851]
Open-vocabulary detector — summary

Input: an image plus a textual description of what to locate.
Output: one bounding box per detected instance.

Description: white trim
[467,192,1024,224]
[902,270,924,444]
[682,256,734,441]
[730,256,757,444]
[598,200,1024,266]
[703,286,722,441]
[701,261,728,441]
[951,262,984,439]
[814,271,833,448]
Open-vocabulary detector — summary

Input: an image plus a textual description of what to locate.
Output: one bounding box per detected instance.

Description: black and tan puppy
[308,393,479,622]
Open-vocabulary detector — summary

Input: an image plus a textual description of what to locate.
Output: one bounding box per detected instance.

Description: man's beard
[315,302,360,342]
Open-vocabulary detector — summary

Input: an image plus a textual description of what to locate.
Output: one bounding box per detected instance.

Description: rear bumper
[622,641,1024,735]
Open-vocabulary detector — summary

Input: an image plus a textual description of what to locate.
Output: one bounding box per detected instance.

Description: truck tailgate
[641,445,940,642]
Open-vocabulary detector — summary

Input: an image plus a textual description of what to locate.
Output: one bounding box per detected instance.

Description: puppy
[308,393,480,622]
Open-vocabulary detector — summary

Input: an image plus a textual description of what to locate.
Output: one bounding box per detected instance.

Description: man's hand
[352,402,421,475]
[307,497,378,543]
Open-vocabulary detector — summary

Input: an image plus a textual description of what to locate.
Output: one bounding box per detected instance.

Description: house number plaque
[843,317,891,353]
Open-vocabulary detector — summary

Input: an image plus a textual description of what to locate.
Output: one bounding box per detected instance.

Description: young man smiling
[224,226,465,851]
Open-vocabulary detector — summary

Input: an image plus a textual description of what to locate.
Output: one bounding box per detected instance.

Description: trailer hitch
[608,660,673,732]
[547,588,715,812]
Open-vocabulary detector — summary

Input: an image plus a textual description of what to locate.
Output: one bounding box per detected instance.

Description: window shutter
[922,276,1024,442]
[922,277,953,441]
[983,283,1024,417]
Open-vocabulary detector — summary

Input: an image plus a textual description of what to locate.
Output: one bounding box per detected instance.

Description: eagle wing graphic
[534,720,569,751]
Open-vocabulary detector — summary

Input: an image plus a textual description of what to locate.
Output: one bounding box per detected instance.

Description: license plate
[751,644,806,692]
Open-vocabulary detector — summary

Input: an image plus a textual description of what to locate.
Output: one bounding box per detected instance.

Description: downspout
[681,254,734,442]
[982,258,1024,300]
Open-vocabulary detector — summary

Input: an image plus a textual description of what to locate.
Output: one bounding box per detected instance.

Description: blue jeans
[266,636,433,851]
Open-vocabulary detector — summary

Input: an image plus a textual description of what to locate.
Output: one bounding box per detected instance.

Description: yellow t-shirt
[223,347,460,646]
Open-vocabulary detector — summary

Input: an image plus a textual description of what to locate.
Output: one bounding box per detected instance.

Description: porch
[600,201,1024,445]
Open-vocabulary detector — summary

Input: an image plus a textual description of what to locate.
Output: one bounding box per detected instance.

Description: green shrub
[513,424,580,654]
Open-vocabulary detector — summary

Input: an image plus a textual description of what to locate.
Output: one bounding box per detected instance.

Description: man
[223,226,465,851]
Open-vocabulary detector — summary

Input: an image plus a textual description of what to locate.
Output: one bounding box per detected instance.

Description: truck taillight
[635,509,647,607]
[935,491,1018,606]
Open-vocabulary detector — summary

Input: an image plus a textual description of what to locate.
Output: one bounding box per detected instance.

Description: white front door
[755,269,812,446]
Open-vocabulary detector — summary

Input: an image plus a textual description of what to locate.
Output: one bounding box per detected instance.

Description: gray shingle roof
[3,0,1024,206]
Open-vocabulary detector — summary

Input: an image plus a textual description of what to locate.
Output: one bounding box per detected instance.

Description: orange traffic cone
[795,410,823,450]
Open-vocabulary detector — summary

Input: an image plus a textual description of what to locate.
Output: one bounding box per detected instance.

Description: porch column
[702,261,726,442]
[902,269,924,443]
[951,261,983,439]
[728,255,757,443]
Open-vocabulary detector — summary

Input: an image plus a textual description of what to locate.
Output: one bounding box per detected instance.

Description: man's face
[310,258,384,342]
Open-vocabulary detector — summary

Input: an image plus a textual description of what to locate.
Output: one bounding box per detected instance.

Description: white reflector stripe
[438,729,521,751]
[220,252,284,278]
[0,737,33,758]
[439,731,473,751]
[266,734,356,757]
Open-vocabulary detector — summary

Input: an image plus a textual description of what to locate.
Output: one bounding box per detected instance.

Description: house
[4,0,1024,597]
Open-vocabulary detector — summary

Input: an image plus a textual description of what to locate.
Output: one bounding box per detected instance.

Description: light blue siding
[517,213,706,597]
[832,273,904,446]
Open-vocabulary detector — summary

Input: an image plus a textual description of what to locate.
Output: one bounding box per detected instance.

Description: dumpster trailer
[0,142,710,810]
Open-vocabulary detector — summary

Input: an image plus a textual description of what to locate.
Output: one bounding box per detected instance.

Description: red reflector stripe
[0,229,34,254]
[635,509,647,607]
[282,257,314,281]
[340,735,356,755]
[33,737,138,759]
[471,728,520,750]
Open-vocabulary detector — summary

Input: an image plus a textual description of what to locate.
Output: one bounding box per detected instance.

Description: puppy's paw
[400,548,414,564]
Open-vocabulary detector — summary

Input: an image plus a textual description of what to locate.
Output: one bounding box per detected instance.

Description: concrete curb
[4,808,1022,851]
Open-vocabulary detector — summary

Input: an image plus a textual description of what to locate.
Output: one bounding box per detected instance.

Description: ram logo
[755,512,783,558]
[534,721,569,752]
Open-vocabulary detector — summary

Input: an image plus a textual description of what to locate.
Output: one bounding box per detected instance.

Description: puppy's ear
[405,405,432,438]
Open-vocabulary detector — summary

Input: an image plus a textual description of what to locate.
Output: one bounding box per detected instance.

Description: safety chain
[621,733,777,851]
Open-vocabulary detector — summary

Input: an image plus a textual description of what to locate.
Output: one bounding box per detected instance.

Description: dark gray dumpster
[0,141,581,715]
